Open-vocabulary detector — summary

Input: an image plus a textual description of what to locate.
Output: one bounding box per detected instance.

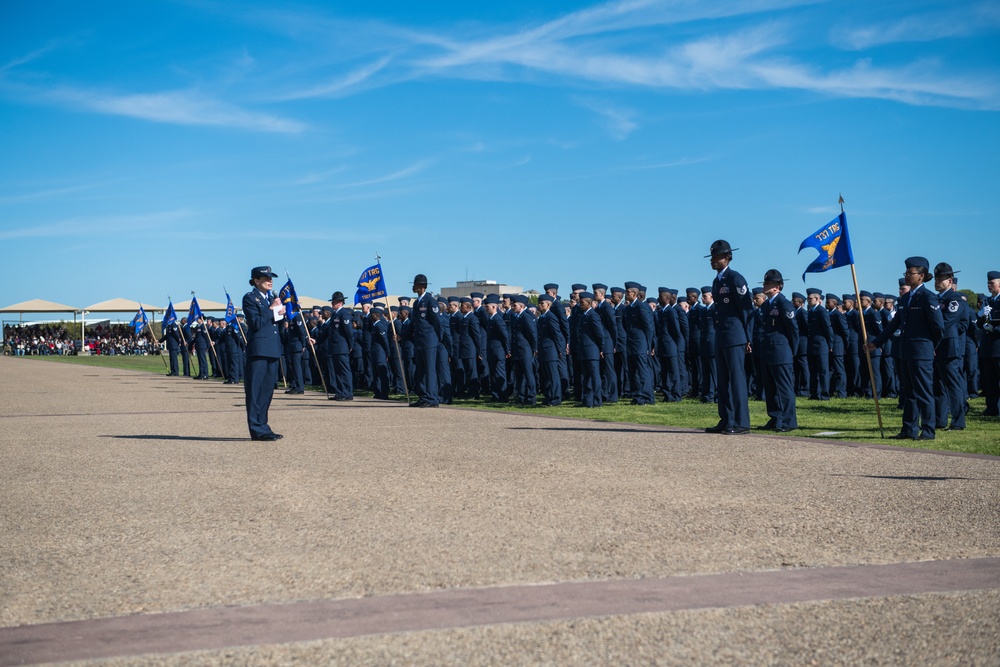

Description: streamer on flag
[188,296,203,322]
[224,293,239,324]
[163,302,178,328]
[278,279,300,319]
[131,306,149,336]
[354,263,387,305]
[798,212,855,281]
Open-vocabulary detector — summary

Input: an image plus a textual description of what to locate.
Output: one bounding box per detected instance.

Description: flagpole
[376,254,411,404]
[285,270,331,397]
[841,196,885,438]
[140,301,168,369]
[223,286,248,346]
[167,294,191,377]
[192,291,223,378]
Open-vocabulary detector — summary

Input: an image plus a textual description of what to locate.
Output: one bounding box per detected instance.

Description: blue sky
[2,0,998,320]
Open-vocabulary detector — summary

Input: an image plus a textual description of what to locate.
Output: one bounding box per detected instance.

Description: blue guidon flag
[188,296,203,323]
[224,293,239,324]
[162,302,178,328]
[798,211,855,281]
[278,279,300,320]
[354,263,387,305]
[131,306,149,336]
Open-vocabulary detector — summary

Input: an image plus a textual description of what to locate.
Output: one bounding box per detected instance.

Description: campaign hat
[762,269,784,284]
[705,239,738,258]
[412,274,429,287]
[330,291,346,304]
[933,262,958,279]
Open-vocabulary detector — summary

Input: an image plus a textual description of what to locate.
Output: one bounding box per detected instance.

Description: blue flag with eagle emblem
[354,263,387,305]
[188,296,203,323]
[798,212,855,281]
[162,302,178,329]
[224,293,238,324]
[131,306,149,336]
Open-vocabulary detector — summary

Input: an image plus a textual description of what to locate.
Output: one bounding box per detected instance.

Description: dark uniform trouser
[934,354,966,429]
[716,343,750,430]
[900,357,935,439]
[333,353,353,398]
[285,347,304,390]
[437,344,452,403]
[245,355,278,438]
[601,352,617,403]
[808,353,829,399]
[700,352,716,401]
[860,352,882,398]
[181,348,190,376]
[628,353,654,404]
[539,358,562,405]
[412,346,438,405]
[687,345,700,396]
[964,345,978,398]
[513,356,536,404]
[762,362,797,429]
[794,353,809,396]
[980,356,1000,416]
[658,354,681,402]
[168,349,179,375]
[455,357,478,398]
[196,348,209,378]
[579,358,602,407]
[371,359,389,399]
[881,353,898,398]
[830,353,847,398]
[487,353,508,401]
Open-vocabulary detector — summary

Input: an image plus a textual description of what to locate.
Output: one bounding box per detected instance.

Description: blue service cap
[372,305,384,314]
[502,293,514,300]
[669,288,678,296]
[397,296,410,303]
[825,293,839,303]
[898,277,906,286]
[610,286,625,295]
[658,286,670,294]
[592,282,608,291]
[701,286,712,294]
[872,292,884,300]
[484,294,501,305]
[792,292,806,301]
[578,292,594,300]
[321,305,334,314]
[538,294,554,303]
[751,287,763,295]
[543,283,559,292]
[447,296,460,303]
[842,293,855,302]
[645,297,657,304]
[514,295,530,305]
[399,304,411,312]
[805,288,822,296]
[459,297,472,304]
[904,256,930,270]
[470,292,484,299]
[624,281,641,290]
[389,306,399,313]
[859,290,873,300]
[571,283,587,291]
[988,271,1000,280]
[639,285,648,293]
[686,287,700,295]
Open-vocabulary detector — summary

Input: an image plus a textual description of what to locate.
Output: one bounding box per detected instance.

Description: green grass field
[19,354,999,456]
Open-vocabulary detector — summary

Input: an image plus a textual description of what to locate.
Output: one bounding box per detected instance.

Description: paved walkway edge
[2,558,997,666]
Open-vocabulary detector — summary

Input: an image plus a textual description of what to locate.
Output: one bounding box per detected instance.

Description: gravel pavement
[1,357,998,665]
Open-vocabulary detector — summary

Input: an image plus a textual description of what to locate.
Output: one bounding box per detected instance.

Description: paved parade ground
[1,357,998,665]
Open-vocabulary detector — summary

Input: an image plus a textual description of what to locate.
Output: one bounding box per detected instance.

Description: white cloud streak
[0,210,198,240]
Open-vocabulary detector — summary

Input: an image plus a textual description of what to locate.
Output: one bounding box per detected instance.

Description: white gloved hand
[980,304,993,318]
[893,329,901,337]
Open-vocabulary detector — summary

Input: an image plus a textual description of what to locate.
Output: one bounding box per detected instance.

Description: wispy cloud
[39,86,307,133]
[575,97,639,139]
[832,3,1000,50]
[0,179,123,205]
[328,160,434,189]
[275,56,393,100]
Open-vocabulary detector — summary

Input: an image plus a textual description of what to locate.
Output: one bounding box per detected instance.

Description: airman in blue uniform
[242,266,283,441]
[856,290,883,399]
[592,284,619,404]
[826,294,848,399]
[455,297,482,399]
[870,257,945,440]
[655,287,682,402]
[575,292,605,407]
[536,294,565,406]
[932,263,968,430]
[161,319,182,376]
[401,274,442,407]
[623,281,655,405]
[979,271,1000,417]
[483,294,510,402]
[791,292,810,397]
[698,286,717,403]
[759,270,799,431]
[369,306,391,399]
[806,288,831,400]
[704,240,752,434]
[510,295,537,405]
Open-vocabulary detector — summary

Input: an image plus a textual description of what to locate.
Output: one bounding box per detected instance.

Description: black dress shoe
[288,389,304,395]
[775,427,796,433]
[335,396,353,401]
[724,427,751,435]
[889,432,916,440]
[251,433,283,441]
[946,425,965,431]
[327,395,339,401]
[705,424,726,434]
[760,421,777,431]
[917,434,935,441]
